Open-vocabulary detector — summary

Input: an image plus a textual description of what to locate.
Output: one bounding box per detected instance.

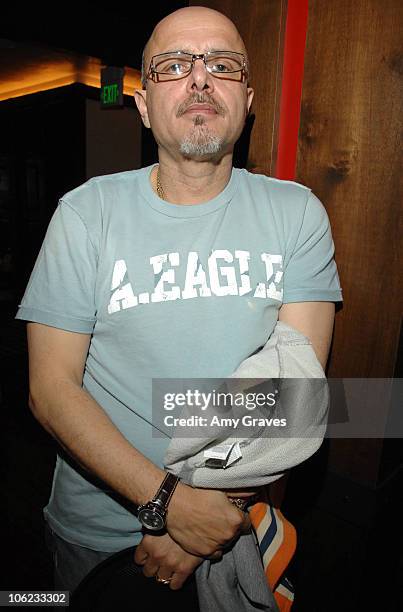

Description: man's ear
[246,87,254,115]
[134,89,151,128]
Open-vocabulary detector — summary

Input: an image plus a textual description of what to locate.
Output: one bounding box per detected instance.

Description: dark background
[1,1,188,69]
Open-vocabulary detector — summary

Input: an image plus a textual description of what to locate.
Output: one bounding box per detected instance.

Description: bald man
[16,5,342,599]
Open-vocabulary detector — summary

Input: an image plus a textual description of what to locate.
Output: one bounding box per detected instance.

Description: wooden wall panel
[297,0,402,379]
[297,0,402,485]
[189,0,287,174]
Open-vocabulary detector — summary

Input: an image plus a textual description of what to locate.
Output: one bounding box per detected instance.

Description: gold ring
[228,497,248,510]
[155,574,172,585]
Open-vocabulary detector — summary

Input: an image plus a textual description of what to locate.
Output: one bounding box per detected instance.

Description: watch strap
[152,472,179,508]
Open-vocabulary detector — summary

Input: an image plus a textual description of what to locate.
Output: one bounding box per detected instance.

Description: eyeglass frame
[146,50,249,83]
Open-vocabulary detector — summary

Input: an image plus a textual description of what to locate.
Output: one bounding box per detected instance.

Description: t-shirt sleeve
[282,191,342,303]
[15,200,98,333]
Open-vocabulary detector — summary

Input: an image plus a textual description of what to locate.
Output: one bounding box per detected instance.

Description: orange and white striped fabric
[249,490,297,611]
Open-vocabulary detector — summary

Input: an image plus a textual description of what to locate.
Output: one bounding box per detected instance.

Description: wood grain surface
[297,0,402,379]
[297,0,402,484]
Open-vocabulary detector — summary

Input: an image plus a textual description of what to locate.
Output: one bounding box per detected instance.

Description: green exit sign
[100,67,125,108]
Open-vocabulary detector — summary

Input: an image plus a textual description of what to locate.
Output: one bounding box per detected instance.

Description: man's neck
[153,152,233,205]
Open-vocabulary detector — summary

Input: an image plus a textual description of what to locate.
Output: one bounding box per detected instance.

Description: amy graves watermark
[151,378,403,439]
[163,412,287,429]
[161,386,287,430]
[152,377,328,438]
[159,382,288,436]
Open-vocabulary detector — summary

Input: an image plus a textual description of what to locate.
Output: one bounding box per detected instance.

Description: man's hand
[166,483,251,558]
[134,532,203,590]
[223,488,258,499]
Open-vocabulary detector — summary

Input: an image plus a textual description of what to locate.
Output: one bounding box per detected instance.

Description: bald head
[141,6,248,87]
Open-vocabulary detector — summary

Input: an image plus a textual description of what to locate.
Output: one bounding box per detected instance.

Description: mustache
[176,93,226,117]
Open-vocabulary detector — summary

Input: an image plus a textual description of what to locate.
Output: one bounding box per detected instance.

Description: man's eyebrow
[157,47,234,55]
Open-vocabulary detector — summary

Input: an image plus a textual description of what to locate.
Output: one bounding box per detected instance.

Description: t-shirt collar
[139,163,238,218]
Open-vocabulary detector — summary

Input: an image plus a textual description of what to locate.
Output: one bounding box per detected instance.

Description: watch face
[138,506,165,531]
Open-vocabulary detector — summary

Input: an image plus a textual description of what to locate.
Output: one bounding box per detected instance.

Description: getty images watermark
[162,387,287,429]
[151,377,403,439]
[152,378,330,438]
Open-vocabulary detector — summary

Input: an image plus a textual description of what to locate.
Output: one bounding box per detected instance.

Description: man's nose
[187,58,214,92]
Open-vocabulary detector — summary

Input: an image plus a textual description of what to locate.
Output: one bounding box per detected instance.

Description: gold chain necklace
[156,166,165,200]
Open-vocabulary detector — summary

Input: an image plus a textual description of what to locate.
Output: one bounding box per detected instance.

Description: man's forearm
[278,301,335,369]
[29,377,166,506]
[29,373,250,558]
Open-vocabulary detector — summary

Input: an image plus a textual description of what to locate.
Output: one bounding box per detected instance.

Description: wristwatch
[137,472,180,531]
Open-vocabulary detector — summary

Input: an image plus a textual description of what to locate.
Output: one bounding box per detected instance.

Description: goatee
[179,115,223,158]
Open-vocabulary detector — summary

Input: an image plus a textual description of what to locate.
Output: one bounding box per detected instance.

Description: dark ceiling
[1,1,189,69]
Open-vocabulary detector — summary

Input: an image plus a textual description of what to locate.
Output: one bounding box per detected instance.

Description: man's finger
[240,511,252,534]
[134,550,148,565]
[134,546,148,565]
[205,550,223,560]
[169,574,185,590]
[142,562,160,578]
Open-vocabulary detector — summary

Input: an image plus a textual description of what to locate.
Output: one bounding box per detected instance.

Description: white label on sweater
[204,443,235,461]
[226,442,242,467]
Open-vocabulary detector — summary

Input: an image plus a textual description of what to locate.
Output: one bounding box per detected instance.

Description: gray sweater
[164,321,328,611]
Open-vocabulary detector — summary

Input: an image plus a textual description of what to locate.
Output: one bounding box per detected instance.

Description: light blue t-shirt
[16,164,342,551]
